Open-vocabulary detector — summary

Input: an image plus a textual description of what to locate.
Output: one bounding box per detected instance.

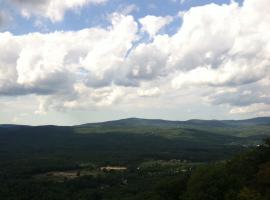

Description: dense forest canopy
[0,118,269,199]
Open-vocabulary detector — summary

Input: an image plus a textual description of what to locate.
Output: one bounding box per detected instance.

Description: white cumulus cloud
[1,0,270,117]
[139,15,173,37]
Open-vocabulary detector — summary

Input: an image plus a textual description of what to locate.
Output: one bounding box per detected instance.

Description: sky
[0,0,269,125]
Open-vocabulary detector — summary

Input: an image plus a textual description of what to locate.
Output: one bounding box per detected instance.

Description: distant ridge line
[1,116,270,127]
[79,116,270,127]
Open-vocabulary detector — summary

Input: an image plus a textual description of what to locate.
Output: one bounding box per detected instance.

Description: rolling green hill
[0,117,269,169]
[0,117,270,200]
[78,117,270,139]
[80,117,270,128]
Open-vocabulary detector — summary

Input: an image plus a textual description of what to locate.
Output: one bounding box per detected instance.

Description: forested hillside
[0,118,269,199]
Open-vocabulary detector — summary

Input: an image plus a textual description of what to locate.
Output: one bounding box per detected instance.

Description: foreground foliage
[184,139,270,200]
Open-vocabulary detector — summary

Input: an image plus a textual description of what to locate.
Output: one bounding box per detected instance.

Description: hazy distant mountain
[223,117,270,126]
[0,124,30,129]
[79,117,181,127]
[79,117,270,128]
[1,117,270,147]
[0,117,269,173]
[2,117,269,129]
